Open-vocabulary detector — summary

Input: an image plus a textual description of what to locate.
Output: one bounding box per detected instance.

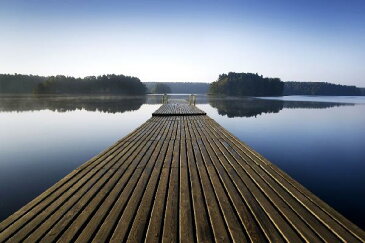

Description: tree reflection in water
[0,94,354,117]
[0,95,147,114]
[208,96,353,118]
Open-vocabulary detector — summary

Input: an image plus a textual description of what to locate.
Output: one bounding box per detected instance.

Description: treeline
[0,74,146,95]
[361,88,365,96]
[284,82,362,96]
[144,82,209,94]
[209,72,284,96]
[1,73,363,96]
[34,75,146,95]
[0,74,46,94]
[150,83,171,94]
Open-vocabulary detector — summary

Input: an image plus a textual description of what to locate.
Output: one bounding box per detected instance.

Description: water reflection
[0,94,192,112]
[208,96,353,118]
[0,95,356,118]
[0,94,364,228]
[0,95,146,113]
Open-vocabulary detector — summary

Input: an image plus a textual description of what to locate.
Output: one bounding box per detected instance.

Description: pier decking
[0,100,364,242]
[153,99,206,116]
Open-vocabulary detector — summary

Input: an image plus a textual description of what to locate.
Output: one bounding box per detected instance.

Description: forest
[284,81,362,96]
[0,74,146,95]
[144,82,209,94]
[149,83,171,94]
[33,75,146,95]
[209,72,284,96]
[361,88,365,95]
[0,74,47,94]
[1,73,363,96]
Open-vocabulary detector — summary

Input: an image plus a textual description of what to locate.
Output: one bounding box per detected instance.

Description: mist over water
[0,94,364,228]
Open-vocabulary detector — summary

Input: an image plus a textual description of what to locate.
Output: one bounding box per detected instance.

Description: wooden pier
[153,99,206,116]
[0,100,364,242]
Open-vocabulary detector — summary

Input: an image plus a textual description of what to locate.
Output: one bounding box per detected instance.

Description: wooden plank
[108,120,175,242]
[142,118,181,242]
[22,117,167,242]
[189,118,249,242]
[198,118,324,241]
[178,117,195,242]
[126,137,176,242]
[222,138,337,241]
[128,118,179,242]
[203,116,364,242]
[0,119,153,234]
[1,102,364,243]
[187,118,231,242]
[153,104,206,116]
[204,119,313,241]
[44,118,170,242]
[161,122,180,242]
[1,119,161,241]
[80,120,173,242]
[185,119,214,242]
[193,118,267,242]
[193,118,285,242]
[243,143,365,241]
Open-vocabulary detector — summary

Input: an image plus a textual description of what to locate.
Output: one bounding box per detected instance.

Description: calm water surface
[0,94,364,229]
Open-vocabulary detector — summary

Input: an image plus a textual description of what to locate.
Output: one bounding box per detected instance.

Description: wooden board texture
[153,103,206,116]
[0,105,364,243]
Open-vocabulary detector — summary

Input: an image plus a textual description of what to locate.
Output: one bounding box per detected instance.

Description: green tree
[151,83,171,94]
[209,72,284,96]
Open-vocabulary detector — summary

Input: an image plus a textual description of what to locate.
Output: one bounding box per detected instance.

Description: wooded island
[0,73,363,96]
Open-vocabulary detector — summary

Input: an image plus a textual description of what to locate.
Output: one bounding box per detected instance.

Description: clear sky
[0,0,364,85]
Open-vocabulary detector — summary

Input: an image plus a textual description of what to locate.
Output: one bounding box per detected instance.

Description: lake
[0,94,364,229]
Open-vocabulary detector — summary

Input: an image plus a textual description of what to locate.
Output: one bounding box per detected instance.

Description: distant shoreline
[1,73,364,96]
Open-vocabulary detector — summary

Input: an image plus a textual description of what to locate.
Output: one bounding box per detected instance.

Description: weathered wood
[1,102,364,243]
[153,101,206,116]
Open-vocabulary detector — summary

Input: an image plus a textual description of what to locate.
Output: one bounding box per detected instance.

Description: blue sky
[0,0,364,85]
